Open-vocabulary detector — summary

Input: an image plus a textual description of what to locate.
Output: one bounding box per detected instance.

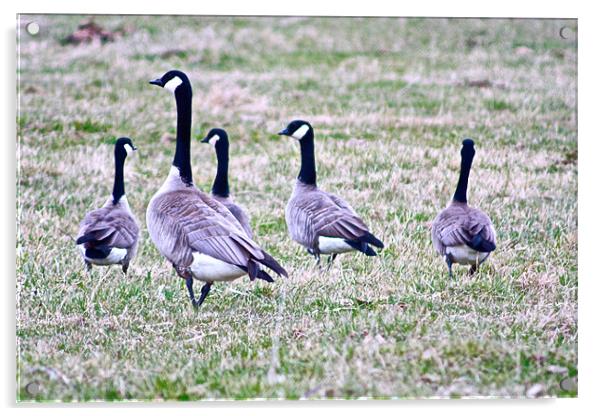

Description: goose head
[115,137,137,159]
[278,120,313,141]
[201,128,229,150]
[461,138,475,159]
[149,70,192,97]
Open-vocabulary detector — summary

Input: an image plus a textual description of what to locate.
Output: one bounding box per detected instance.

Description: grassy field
[16,15,577,400]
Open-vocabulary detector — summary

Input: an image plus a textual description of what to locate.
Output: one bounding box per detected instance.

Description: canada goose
[147,70,288,308]
[200,128,253,238]
[431,139,497,277]
[76,137,139,274]
[278,120,384,266]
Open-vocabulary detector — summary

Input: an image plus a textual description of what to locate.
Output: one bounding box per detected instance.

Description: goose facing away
[200,128,253,238]
[278,120,384,266]
[76,137,139,274]
[147,70,287,308]
[431,139,497,277]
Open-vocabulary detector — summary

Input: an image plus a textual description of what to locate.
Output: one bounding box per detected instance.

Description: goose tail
[359,232,384,249]
[345,239,377,256]
[242,260,282,282]
[257,251,289,278]
[84,245,112,259]
[247,260,260,281]
[256,270,275,283]
[76,233,96,245]
[468,232,496,253]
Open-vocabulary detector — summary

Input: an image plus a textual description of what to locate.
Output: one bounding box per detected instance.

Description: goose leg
[122,262,129,275]
[185,276,196,307]
[445,254,454,279]
[195,283,213,308]
[307,248,321,268]
[176,264,198,308]
[327,254,338,269]
[85,261,92,272]
[470,255,483,275]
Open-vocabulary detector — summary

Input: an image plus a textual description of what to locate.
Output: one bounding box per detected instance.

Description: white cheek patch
[124,144,135,156]
[164,76,183,93]
[291,124,309,140]
[208,135,220,145]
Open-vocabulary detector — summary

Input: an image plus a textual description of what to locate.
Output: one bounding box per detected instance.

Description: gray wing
[77,206,138,249]
[149,188,266,269]
[223,202,253,239]
[202,193,247,232]
[432,204,496,255]
[324,191,359,216]
[316,192,371,239]
[287,189,371,249]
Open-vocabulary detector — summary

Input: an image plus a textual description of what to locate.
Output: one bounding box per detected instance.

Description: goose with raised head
[278,120,384,266]
[200,128,253,238]
[147,70,287,308]
[76,137,139,274]
[431,139,497,277]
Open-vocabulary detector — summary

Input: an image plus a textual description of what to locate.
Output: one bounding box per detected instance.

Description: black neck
[453,151,474,203]
[173,88,193,186]
[112,151,126,204]
[212,144,230,197]
[298,131,317,186]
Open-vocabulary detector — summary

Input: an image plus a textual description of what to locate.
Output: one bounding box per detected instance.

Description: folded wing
[432,205,496,255]
[77,207,138,249]
[150,188,286,277]
[289,189,383,250]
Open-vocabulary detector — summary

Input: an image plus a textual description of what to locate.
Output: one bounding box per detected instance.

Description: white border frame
[4,1,599,414]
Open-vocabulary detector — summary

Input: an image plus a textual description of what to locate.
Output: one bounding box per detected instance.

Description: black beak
[200,136,210,143]
[149,78,163,87]
[132,145,138,151]
[277,128,289,136]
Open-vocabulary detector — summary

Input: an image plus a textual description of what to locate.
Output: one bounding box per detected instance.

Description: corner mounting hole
[26,22,40,36]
